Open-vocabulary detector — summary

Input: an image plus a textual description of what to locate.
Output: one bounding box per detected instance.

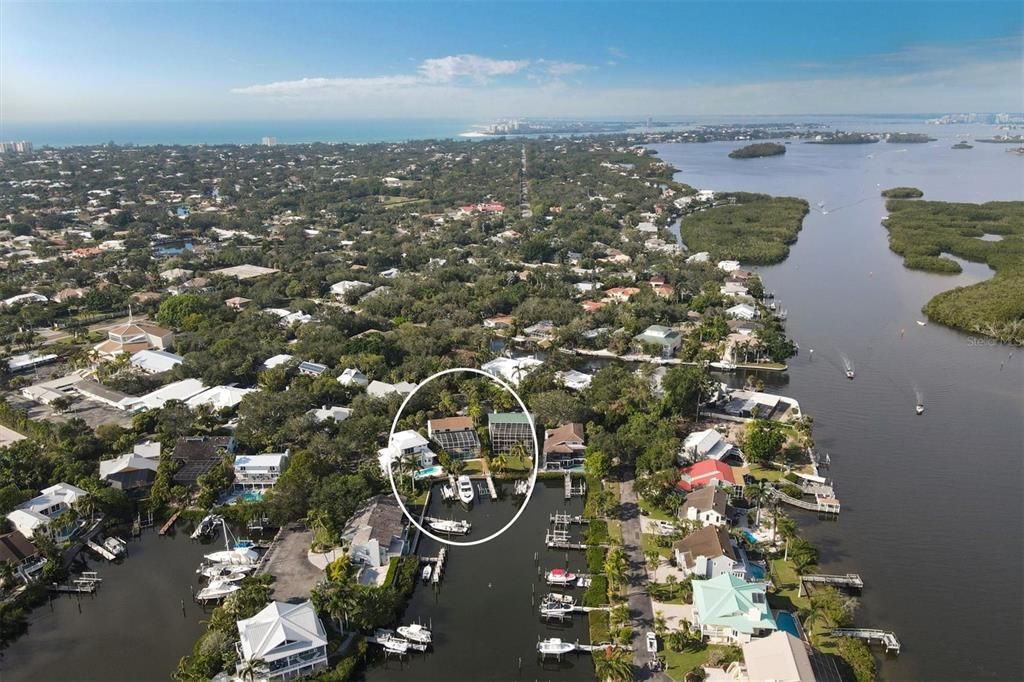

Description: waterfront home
[488,412,536,454]
[366,379,417,399]
[172,435,236,487]
[692,573,777,645]
[235,600,329,681]
[679,487,732,528]
[481,356,542,386]
[234,451,290,491]
[341,495,409,584]
[428,416,480,458]
[738,631,816,682]
[672,526,744,579]
[712,387,797,421]
[634,325,682,358]
[298,360,329,377]
[680,428,738,464]
[0,531,45,582]
[99,452,159,491]
[337,367,369,387]
[483,314,514,330]
[307,405,353,423]
[93,320,174,358]
[5,483,87,544]
[720,282,750,298]
[676,459,737,493]
[726,303,758,321]
[542,423,586,470]
[557,369,593,391]
[524,320,556,340]
[377,430,434,475]
[129,349,184,374]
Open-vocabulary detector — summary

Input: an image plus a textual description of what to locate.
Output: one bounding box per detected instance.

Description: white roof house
[557,369,594,391]
[262,353,295,370]
[717,260,742,273]
[329,280,370,298]
[133,378,206,411]
[2,293,48,307]
[366,380,416,398]
[686,251,711,264]
[308,405,353,423]
[337,367,369,387]
[235,601,328,681]
[682,429,736,463]
[130,349,184,374]
[481,357,542,386]
[377,430,433,474]
[726,303,758,321]
[741,631,816,682]
[234,451,290,490]
[185,385,254,411]
[6,483,87,542]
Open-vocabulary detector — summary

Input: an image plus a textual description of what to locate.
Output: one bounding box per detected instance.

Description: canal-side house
[377,430,434,475]
[171,435,236,488]
[99,452,160,491]
[235,600,329,681]
[678,487,732,528]
[633,325,682,358]
[5,483,88,544]
[737,631,816,682]
[341,495,409,585]
[428,417,480,459]
[0,531,45,582]
[488,412,536,454]
[233,451,290,492]
[672,526,744,580]
[676,459,738,493]
[692,573,777,645]
[542,422,586,470]
[680,428,738,465]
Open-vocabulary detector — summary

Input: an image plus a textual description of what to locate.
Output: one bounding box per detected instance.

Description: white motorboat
[545,568,577,585]
[513,479,530,495]
[196,578,240,601]
[427,518,471,535]
[457,475,474,504]
[191,513,221,540]
[204,547,259,565]
[543,593,575,606]
[916,403,925,415]
[845,369,855,380]
[374,630,409,655]
[916,320,927,326]
[397,624,432,645]
[709,360,737,371]
[422,564,433,582]
[537,638,576,656]
[198,563,256,579]
[103,536,126,556]
[540,593,576,616]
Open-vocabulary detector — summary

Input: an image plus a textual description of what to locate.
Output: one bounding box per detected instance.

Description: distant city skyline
[2,1,1021,122]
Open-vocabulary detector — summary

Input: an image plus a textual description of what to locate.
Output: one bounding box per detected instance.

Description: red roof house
[676,460,737,493]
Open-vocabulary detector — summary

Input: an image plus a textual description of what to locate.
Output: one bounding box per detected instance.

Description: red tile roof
[676,459,736,492]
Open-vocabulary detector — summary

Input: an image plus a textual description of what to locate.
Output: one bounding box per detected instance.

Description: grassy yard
[462,459,484,475]
[639,498,674,522]
[607,518,623,544]
[642,532,672,559]
[746,463,787,482]
[662,644,710,681]
[768,557,808,611]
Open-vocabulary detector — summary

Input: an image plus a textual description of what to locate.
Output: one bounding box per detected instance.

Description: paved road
[618,467,671,682]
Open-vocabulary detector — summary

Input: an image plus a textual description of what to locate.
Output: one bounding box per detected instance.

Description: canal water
[0,524,218,681]
[358,479,595,682]
[651,129,1023,681]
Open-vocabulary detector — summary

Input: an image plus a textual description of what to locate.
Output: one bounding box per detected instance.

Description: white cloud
[537,60,589,77]
[418,54,529,83]
[230,75,421,97]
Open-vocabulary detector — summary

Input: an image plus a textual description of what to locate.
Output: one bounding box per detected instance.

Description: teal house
[692,573,777,644]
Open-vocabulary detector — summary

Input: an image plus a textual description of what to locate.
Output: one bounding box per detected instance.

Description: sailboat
[203,518,259,565]
[457,475,474,504]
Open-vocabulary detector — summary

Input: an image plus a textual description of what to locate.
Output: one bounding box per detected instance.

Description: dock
[159,509,182,535]
[545,527,587,550]
[564,473,571,499]
[550,512,589,525]
[799,573,864,596]
[484,472,498,500]
[432,547,447,585]
[563,474,587,500]
[767,485,840,515]
[85,539,117,561]
[49,576,99,594]
[832,628,901,654]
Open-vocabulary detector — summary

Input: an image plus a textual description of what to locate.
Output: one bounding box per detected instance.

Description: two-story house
[672,526,745,580]
[235,600,329,681]
[5,483,87,544]
[233,450,290,491]
[692,573,778,645]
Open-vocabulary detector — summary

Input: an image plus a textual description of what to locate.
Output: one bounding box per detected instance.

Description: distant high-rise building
[261,136,277,146]
[1,141,33,153]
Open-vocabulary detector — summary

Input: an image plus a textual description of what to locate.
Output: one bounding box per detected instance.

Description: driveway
[619,467,672,681]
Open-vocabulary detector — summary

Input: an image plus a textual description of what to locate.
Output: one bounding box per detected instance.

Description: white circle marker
[385,367,540,547]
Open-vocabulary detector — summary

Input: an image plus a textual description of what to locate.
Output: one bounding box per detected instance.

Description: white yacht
[544,568,577,585]
[103,536,126,556]
[198,563,256,579]
[537,638,576,656]
[375,630,410,655]
[457,475,474,504]
[203,547,259,565]
[196,578,240,601]
[422,564,433,582]
[397,623,432,645]
[427,518,471,535]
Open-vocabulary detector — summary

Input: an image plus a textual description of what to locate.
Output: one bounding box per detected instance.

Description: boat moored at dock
[425,517,472,535]
[544,568,577,585]
[396,623,432,645]
[537,638,576,657]
[456,475,474,504]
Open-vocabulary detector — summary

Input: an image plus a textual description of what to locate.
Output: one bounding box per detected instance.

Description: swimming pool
[415,465,444,480]
[776,611,801,638]
[742,530,759,544]
[748,564,766,579]
[239,490,264,502]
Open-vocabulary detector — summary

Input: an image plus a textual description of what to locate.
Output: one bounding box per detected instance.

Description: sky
[1,1,1022,122]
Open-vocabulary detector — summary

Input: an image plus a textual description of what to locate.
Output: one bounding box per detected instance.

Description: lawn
[662,644,710,681]
[768,557,808,611]
[746,463,787,482]
[462,459,484,475]
[642,532,672,559]
[639,498,673,522]
[607,519,623,544]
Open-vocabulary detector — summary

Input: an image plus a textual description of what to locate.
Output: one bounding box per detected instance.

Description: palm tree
[317,579,359,633]
[237,656,267,682]
[508,440,529,469]
[744,480,769,528]
[604,547,629,589]
[593,647,634,682]
[654,611,668,637]
[789,537,819,574]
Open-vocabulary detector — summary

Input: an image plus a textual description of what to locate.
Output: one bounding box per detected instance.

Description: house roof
[693,573,776,635]
[680,487,730,518]
[99,453,160,480]
[129,349,184,373]
[234,453,288,469]
[683,429,735,461]
[742,631,816,682]
[544,423,585,454]
[0,531,39,564]
[676,459,737,492]
[390,430,430,450]
[185,385,254,410]
[342,494,406,548]
[672,526,736,568]
[236,600,327,663]
[428,416,474,432]
[173,435,235,462]
[488,411,532,425]
[134,378,206,410]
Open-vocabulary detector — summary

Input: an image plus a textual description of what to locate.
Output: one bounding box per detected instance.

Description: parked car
[646,631,658,653]
[655,520,675,535]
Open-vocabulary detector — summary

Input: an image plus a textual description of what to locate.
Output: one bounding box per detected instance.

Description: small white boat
[537,638,576,656]
[397,624,432,644]
[916,403,925,415]
[513,479,530,495]
[545,568,577,585]
[427,518,471,535]
[709,360,737,371]
[196,578,240,601]
[422,564,433,582]
[198,563,256,578]
[845,369,855,380]
[374,630,409,655]
[103,536,126,556]
[916,320,927,326]
[191,514,220,540]
[457,475,474,505]
[204,548,259,565]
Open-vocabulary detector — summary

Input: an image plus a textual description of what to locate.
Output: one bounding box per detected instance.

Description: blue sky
[2,1,1021,121]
